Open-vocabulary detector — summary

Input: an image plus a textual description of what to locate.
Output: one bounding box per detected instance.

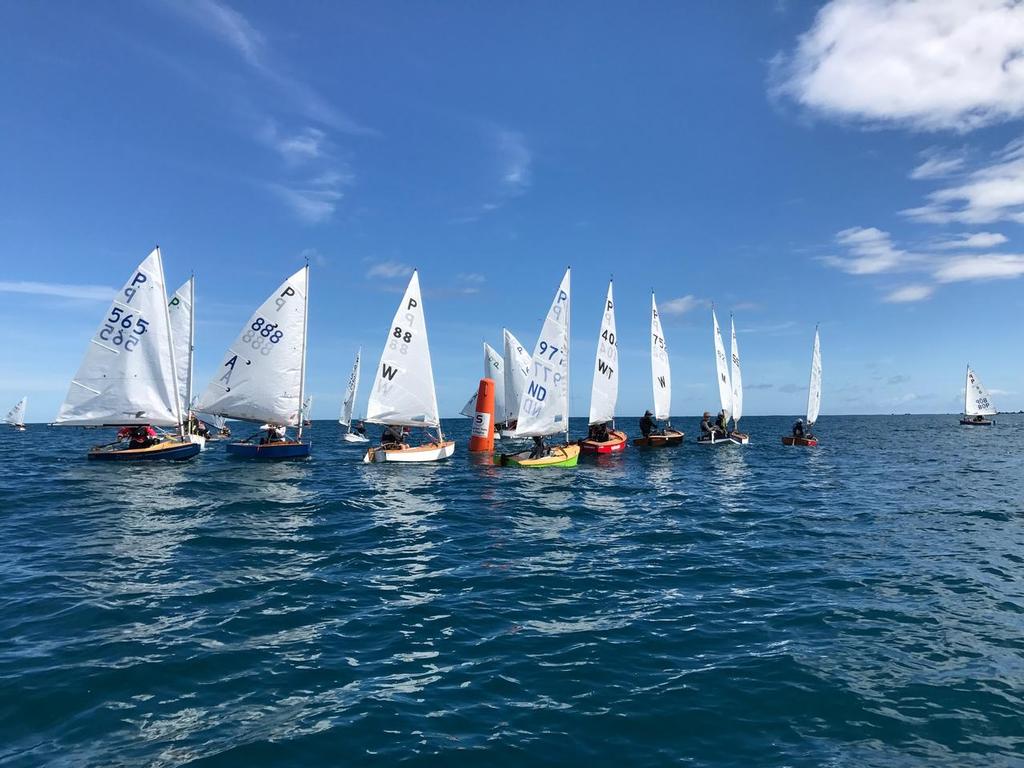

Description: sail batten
[589,281,618,425]
[806,328,822,425]
[650,294,671,421]
[55,248,182,427]
[514,269,571,438]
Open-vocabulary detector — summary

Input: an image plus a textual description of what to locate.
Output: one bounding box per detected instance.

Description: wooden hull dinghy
[363,440,455,463]
[782,435,817,447]
[226,440,310,459]
[89,439,200,461]
[581,429,628,453]
[497,444,580,468]
[632,429,684,447]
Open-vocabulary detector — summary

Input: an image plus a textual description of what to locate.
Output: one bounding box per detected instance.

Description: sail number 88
[389,326,413,355]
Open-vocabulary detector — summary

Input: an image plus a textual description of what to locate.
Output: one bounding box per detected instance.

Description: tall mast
[297,264,309,441]
[564,266,571,444]
[964,364,970,415]
[158,246,185,438]
[186,273,195,434]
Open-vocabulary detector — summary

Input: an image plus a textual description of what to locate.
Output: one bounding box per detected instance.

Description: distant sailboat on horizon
[783,326,822,446]
[6,396,27,431]
[340,348,369,443]
[960,365,997,426]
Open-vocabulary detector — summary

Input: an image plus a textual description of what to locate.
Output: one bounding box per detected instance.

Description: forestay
[965,366,996,416]
[339,349,361,427]
[503,329,531,424]
[168,277,194,415]
[650,294,671,422]
[806,327,822,425]
[366,271,441,428]
[194,266,308,426]
[6,397,27,426]
[484,343,506,423]
[515,268,570,438]
[730,316,743,424]
[55,248,181,427]
[589,281,618,425]
[712,308,732,419]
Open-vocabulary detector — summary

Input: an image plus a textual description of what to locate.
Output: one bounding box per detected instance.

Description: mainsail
[502,329,531,424]
[964,365,997,416]
[650,293,671,422]
[339,348,361,427]
[484,343,506,422]
[730,315,743,425]
[712,308,732,419]
[6,397,27,426]
[366,270,441,428]
[515,268,571,438]
[168,277,195,416]
[55,248,182,427]
[806,327,822,425]
[589,281,618,425]
[194,266,309,426]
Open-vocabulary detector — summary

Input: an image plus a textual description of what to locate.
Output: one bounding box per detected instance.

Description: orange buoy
[468,378,495,452]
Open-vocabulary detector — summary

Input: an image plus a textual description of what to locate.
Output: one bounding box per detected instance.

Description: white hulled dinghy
[634,292,684,447]
[54,248,198,460]
[168,276,205,449]
[340,348,369,443]
[783,326,822,446]
[363,271,455,463]
[6,397,27,431]
[698,308,745,446]
[194,266,311,459]
[581,280,627,453]
[960,365,997,426]
[498,268,579,468]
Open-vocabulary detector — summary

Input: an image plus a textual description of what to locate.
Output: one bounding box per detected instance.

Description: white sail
[650,294,671,421]
[965,365,997,416]
[806,327,822,425]
[194,266,308,426]
[712,308,732,419]
[303,395,313,419]
[515,268,571,438]
[339,348,361,427]
[460,392,478,418]
[168,277,194,415]
[503,329,531,424]
[6,396,27,426]
[365,270,441,428]
[730,316,743,425]
[55,248,182,427]
[484,343,506,422]
[589,281,618,425]
[198,411,227,431]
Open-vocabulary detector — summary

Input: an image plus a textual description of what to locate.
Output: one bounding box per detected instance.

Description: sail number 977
[242,316,284,356]
[99,307,149,351]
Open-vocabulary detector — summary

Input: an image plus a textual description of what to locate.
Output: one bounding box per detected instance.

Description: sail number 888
[242,316,283,355]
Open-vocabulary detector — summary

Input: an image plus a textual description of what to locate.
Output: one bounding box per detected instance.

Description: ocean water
[1,415,1023,767]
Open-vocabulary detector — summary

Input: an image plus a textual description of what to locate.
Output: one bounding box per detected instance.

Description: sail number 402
[242,316,284,355]
[99,307,149,351]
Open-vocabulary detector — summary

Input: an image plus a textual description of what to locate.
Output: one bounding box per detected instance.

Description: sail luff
[187,275,195,427]
[964,365,971,415]
[297,266,309,439]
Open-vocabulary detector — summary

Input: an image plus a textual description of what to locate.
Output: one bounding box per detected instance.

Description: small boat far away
[194,266,311,459]
[960,365,996,426]
[340,348,369,443]
[53,247,199,460]
[581,279,627,453]
[698,307,746,446]
[363,270,455,463]
[6,396,27,431]
[498,267,579,467]
[633,292,683,447]
[782,326,822,446]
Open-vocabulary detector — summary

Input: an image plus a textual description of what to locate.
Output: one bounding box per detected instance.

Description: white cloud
[0,281,115,301]
[659,295,708,315]
[774,0,1024,131]
[497,129,531,194]
[169,0,265,67]
[910,148,967,179]
[933,232,1008,250]
[259,122,326,165]
[934,254,1024,282]
[883,284,934,303]
[824,227,922,274]
[366,261,413,279]
[269,180,345,224]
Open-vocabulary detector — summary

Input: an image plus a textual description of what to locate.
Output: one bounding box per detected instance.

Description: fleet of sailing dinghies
[363,271,455,463]
[194,266,311,459]
[499,268,580,468]
[960,365,997,426]
[580,281,628,453]
[783,326,822,446]
[633,292,684,448]
[53,248,200,460]
[699,308,749,446]
[6,397,27,431]
[340,348,369,443]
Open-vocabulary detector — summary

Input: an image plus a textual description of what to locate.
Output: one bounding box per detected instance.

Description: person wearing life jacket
[120,425,157,449]
[714,410,729,437]
[381,424,403,446]
[639,410,658,438]
[792,418,805,438]
[529,435,548,459]
[353,420,367,436]
[700,412,714,439]
[587,422,611,442]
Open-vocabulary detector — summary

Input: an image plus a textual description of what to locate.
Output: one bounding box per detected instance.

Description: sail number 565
[99,307,149,351]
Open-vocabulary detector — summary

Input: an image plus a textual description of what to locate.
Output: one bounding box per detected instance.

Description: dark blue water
[2,415,1023,767]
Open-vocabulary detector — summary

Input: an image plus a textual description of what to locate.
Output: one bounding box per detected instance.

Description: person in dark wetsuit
[381,425,403,446]
[700,412,714,439]
[529,435,548,459]
[587,422,610,442]
[714,410,729,437]
[639,410,657,438]
[792,418,805,438]
[354,420,367,436]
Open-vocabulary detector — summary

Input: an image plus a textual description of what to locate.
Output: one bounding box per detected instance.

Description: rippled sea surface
[2,415,1023,767]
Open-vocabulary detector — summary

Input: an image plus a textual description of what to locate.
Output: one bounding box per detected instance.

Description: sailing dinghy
[581,280,627,453]
[340,348,369,443]
[727,315,749,444]
[6,397,27,431]
[698,309,747,445]
[167,276,205,449]
[497,268,579,468]
[363,271,455,463]
[54,248,199,460]
[460,342,509,435]
[500,329,531,438]
[960,365,997,425]
[633,293,683,447]
[194,266,311,459]
[782,326,821,446]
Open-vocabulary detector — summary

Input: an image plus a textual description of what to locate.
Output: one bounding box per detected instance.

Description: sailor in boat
[715,410,730,437]
[353,420,368,438]
[530,435,549,459]
[792,418,805,439]
[700,412,714,440]
[586,422,611,442]
[117,425,158,449]
[260,425,287,444]
[380,424,405,448]
[639,410,662,439]
[187,413,210,439]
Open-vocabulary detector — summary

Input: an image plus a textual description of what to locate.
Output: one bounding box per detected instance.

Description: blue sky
[3,0,1024,421]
